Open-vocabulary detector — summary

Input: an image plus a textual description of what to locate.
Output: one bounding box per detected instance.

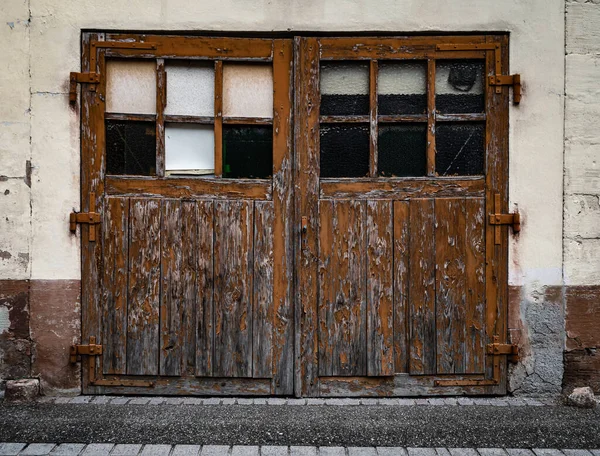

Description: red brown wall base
[0,279,81,396]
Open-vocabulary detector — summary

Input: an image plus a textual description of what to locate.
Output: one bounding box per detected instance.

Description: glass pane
[435,123,485,176]
[106,60,156,114]
[223,126,272,178]
[320,125,369,178]
[223,64,273,118]
[165,124,214,175]
[436,60,485,114]
[106,120,156,175]
[378,124,427,177]
[378,61,427,115]
[165,62,214,117]
[320,62,369,116]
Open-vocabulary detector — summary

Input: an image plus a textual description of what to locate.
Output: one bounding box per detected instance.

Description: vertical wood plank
[369,60,378,177]
[181,201,198,376]
[195,201,214,377]
[272,39,294,394]
[426,59,436,176]
[102,197,129,375]
[127,198,161,376]
[253,201,274,378]
[435,198,467,374]
[295,37,320,396]
[366,200,393,376]
[214,200,253,377]
[318,200,367,376]
[214,61,223,177]
[466,198,486,373]
[160,199,183,376]
[156,59,166,177]
[409,198,436,375]
[393,201,410,374]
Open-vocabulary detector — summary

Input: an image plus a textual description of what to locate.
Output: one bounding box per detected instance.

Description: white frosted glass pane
[106,60,156,114]
[223,64,273,118]
[165,124,214,173]
[320,63,369,95]
[378,62,426,95]
[165,62,214,117]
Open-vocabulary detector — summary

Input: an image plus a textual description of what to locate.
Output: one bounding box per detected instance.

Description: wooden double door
[80,34,510,396]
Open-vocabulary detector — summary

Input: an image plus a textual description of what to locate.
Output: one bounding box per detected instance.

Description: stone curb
[1,444,599,456]
[32,396,562,406]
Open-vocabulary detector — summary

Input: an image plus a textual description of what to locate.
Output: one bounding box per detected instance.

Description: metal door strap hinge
[487,342,520,363]
[70,342,103,364]
[70,192,101,242]
[488,212,521,233]
[69,72,100,104]
[488,74,521,104]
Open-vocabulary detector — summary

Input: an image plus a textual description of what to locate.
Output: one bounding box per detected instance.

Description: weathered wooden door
[295,36,510,396]
[80,34,294,395]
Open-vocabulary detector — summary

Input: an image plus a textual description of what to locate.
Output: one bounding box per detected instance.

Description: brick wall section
[564,0,600,393]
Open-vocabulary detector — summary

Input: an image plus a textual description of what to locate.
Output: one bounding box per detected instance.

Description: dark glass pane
[320,125,370,178]
[106,120,156,175]
[378,61,427,115]
[223,126,272,178]
[378,125,427,177]
[436,60,485,114]
[320,62,369,116]
[435,123,485,176]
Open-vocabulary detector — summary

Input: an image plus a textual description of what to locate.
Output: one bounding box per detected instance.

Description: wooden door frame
[79,33,295,395]
[293,35,510,397]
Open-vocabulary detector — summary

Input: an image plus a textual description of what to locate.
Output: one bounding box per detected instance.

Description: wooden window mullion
[214,60,224,177]
[156,59,166,177]
[426,59,436,177]
[369,60,378,177]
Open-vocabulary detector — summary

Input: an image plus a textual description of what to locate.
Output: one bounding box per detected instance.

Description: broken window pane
[378,124,427,177]
[320,62,369,116]
[436,60,485,114]
[165,62,214,117]
[165,124,214,175]
[106,60,156,115]
[106,120,156,175]
[435,122,485,176]
[223,126,272,178]
[378,61,427,115]
[223,64,273,118]
[320,124,370,178]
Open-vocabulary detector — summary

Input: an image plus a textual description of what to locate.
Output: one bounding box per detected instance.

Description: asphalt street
[0,403,598,448]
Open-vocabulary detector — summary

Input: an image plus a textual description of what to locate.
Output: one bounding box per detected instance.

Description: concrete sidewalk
[0,397,599,449]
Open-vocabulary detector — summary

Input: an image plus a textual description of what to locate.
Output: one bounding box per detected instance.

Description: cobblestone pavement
[0,443,599,456]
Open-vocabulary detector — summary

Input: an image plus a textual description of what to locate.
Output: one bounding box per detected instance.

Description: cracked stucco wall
[0,0,568,395]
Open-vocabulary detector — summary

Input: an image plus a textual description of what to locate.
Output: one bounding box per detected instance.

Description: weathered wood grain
[195,201,214,377]
[214,200,253,378]
[366,200,394,376]
[369,60,378,177]
[127,198,161,376]
[318,200,368,377]
[102,196,129,375]
[409,198,436,375]
[253,201,274,378]
[181,201,198,376]
[156,59,166,177]
[465,198,486,373]
[435,198,467,374]
[426,59,436,176]
[393,201,410,374]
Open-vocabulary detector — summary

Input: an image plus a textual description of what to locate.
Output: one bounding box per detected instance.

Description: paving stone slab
[259,446,288,455]
[129,398,151,405]
[306,399,326,405]
[182,399,204,405]
[171,446,201,456]
[231,446,258,456]
[111,444,143,456]
[377,448,408,456]
[290,447,317,456]
[359,399,379,406]
[267,398,287,405]
[203,398,222,405]
[532,451,565,456]
[0,443,26,456]
[69,396,93,404]
[457,398,474,406]
[221,399,236,405]
[505,451,535,456]
[287,399,307,406]
[562,451,593,456]
[434,449,451,456]
[91,397,111,405]
[164,398,184,405]
[20,444,57,456]
[147,398,166,405]
[396,399,417,406]
[199,447,230,456]
[347,448,377,456]
[51,444,86,456]
[53,398,72,404]
[478,450,508,456]
[109,398,130,405]
[253,399,267,405]
[407,449,436,456]
[318,447,346,456]
[140,445,172,456]
[448,449,478,456]
[81,444,114,456]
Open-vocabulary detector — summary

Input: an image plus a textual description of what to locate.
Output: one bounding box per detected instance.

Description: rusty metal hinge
[71,336,154,388]
[489,193,520,245]
[489,74,521,104]
[70,192,101,242]
[487,342,520,363]
[69,72,100,104]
